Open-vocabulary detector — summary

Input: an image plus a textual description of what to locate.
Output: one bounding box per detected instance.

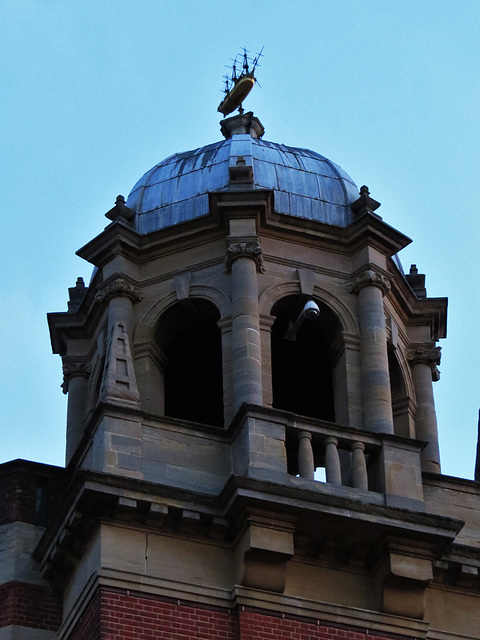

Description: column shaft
[231,257,263,413]
[411,362,440,472]
[65,374,88,465]
[358,285,394,434]
[108,295,134,336]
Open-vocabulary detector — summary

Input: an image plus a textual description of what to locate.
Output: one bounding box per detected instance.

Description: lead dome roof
[126,114,359,234]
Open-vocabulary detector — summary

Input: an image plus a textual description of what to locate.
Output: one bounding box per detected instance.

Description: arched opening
[388,347,412,437]
[156,299,224,427]
[270,295,336,422]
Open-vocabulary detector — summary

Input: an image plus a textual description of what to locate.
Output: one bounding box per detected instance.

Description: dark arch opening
[388,347,410,437]
[157,299,224,428]
[271,295,336,422]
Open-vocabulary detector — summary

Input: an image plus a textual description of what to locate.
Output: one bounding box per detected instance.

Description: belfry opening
[271,295,336,422]
[156,299,223,427]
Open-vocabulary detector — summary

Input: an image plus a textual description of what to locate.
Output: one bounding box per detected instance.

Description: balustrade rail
[285,419,382,492]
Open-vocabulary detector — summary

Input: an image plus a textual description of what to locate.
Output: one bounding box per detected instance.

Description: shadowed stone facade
[1,113,479,639]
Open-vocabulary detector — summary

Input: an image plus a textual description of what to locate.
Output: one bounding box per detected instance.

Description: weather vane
[217,46,264,117]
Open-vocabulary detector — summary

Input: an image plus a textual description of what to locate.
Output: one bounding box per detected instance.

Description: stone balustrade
[287,420,379,492]
[280,413,425,509]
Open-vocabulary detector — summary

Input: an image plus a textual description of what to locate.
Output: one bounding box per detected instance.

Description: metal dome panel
[126,133,358,234]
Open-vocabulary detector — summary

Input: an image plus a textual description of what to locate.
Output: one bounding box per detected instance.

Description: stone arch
[388,346,415,438]
[259,280,359,335]
[134,289,226,427]
[259,279,362,429]
[134,285,231,346]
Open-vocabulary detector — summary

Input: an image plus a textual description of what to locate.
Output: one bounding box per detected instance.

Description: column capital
[347,267,392,296]
[95,278,144,305]
[62,362,92,393]
[225,239,265,274]
[407,344,442,381]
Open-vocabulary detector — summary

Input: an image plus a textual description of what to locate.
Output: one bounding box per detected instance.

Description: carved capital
[347,268,392,296]
[225,241,265,273]
[407,344,442,381]
[62,362,92,393]
[95,278,144,305]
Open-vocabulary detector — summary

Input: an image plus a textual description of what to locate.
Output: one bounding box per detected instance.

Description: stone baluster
[63,362,91,465]
[298,431,315,480]
[226,239,264,414]
[348,268,394,434]
[351,441,368,490]
[407,344,442,473]
[324,436,342,485]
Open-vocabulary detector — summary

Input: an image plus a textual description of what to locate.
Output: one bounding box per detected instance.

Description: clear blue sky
[1,1,479,478]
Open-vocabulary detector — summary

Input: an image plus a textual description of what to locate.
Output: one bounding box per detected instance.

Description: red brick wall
[69,587,396,640]
[0,460,67,526]
[70,590,101,640]
[0,581,62,631]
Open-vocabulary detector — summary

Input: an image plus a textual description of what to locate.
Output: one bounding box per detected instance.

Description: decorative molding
[347,268,392,296]
[95,278,144,304]
[225,240,265,273]
[99,321,140,408]
[407,344,442,382]
[62,362,92,393]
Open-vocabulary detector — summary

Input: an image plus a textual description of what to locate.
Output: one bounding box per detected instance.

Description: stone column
[349,268,394,434]
[63,363,91,465]
[226,240,264,414]
[96,278,143,337]
[407,344,441,473]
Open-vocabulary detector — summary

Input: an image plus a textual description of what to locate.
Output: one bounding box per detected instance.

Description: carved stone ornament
[62,362,92,393]
[407,344,442,381]
[95,278,145,305]
[225,241,265,273]
[347,268,392,296]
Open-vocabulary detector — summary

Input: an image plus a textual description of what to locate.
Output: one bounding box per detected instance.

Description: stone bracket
[234,512,296,593]
[374,539,433,620]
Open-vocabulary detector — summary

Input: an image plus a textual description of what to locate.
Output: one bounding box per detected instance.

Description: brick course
[0,460,67,526]
[68,587,395,640]
[0,581,62,631]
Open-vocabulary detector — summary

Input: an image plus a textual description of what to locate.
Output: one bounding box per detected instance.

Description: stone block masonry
[68,587,394,640]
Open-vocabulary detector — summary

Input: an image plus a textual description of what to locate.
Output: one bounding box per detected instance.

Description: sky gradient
[1,1,479,478]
